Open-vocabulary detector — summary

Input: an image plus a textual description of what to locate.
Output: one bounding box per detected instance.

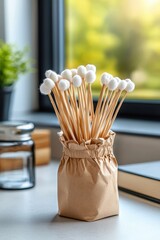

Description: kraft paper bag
[58,131,119,221]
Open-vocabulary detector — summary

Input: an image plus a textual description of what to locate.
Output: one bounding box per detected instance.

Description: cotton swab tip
[77,65,87,78]
[43,78,55,89]
[108,78,118,91]
[115,77,121,83]
[101,72,113,86]
[58,79,70,91]
[71,68,77,77]
[45,70,58,82]
[85,70,96,83]
[125,81,135,92]
[86,64,96,73]
[50,71,58,82]
[72,75,82,87]
[125,78,132,83]
[45,70,52,78]
[61,69,72,81]
[118,80,127,91]
[57,74,62,81]
[40,83,51,95]
[65,80,70,89]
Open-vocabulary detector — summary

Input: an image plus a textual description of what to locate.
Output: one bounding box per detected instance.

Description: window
[38,0,160,120]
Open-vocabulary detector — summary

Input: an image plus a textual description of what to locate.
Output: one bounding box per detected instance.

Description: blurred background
[0,0,160,118]
[66,0,160,99]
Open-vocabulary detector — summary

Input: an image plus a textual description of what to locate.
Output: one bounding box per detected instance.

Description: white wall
[3,0,38,114]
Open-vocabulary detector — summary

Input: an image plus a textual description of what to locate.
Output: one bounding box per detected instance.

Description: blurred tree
[66,0,160,99]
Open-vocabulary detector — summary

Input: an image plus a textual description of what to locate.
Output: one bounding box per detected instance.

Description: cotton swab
[77,65,90,137]
[100,80,127,137]
[72,74,82,88]
[45,70,59,83]
[58,79,78,141]
[42,78,73,139]
[72,75,84,141]
[77,65,87,104]
[43,78,55,89]
[42,77,74,141]
[102,80,135,137]
[91,73,112,137]
[85,70,96,121]
[69,74,87,142]
[40,83,51,95]
[71,68,78,77]
[86,64,96,73]
[40,82,70,140]
[99,73,113,114]
[94,78,118,138]
[58,74,62,81]
[61,69,72,81]
[77,65,87,78]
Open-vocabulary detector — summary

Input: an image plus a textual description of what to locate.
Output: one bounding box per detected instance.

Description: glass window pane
[66,0,160,99]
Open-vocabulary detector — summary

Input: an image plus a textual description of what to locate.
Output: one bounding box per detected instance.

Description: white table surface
[0,161,159,240]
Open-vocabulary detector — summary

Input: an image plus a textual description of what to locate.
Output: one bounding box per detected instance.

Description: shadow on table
[51,214,80,223]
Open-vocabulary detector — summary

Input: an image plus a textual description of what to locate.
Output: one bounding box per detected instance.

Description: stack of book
[118,161,160,203]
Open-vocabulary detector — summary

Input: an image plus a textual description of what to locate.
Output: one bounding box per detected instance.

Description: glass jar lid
[0,121,34,141]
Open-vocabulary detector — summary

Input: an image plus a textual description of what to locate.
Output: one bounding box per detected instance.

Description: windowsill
[11,111,160,138]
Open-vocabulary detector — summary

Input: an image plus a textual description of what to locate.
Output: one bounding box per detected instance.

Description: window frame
[38,0,160,121]
[38,0,65,110]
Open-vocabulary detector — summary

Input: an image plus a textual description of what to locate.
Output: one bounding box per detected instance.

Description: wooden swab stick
[100,88,108,114]
[43,75,77,140]
[40,83,70,140]
[103,92,127,138]
[85,70,96,121]
[100,90,122,137]
[110,81,135,126]
[53,84,72,124]
[91,84,106,137]
[91,73,112,137]
[60,69,78,123]
[77,65,89,138]
[48,94,70,140]
[51,84,78,141]
[76,67,90,139]
[86,64,96,119]
[93,91,113,138]
[77,65,87,106]
[83,83,90,139]
[72,75,86,142]
[78,88,86,139]
[67,88,81,142]
[60,82,79,140]
[80,84,88,140]
[102,80,135,137]
[94,78,119,138]
[69,75,86,140]
[101,80,128,137]
[93,78,118,138]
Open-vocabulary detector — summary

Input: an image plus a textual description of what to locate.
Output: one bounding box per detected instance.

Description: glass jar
[0,121,35,190]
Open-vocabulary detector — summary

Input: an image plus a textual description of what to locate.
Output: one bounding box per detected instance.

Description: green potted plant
[0,40,31,121]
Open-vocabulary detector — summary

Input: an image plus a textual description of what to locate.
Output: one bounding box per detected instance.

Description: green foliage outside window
[66,0,160,99]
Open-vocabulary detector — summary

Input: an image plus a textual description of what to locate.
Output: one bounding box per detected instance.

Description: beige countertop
[0,161,159,240]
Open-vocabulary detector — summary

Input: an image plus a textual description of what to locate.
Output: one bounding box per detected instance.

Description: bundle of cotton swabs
[40,64,135,143]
